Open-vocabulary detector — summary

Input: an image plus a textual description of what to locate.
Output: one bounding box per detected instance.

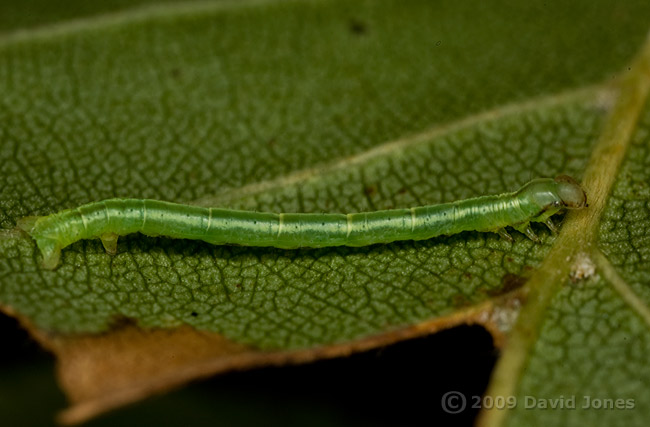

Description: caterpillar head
[519,176,587,214]
[553,175,587,209]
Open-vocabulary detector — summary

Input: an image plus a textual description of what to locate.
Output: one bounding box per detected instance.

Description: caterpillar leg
[514,222,539,242]
[497,229,514,242]
[100,233,119,255]
[35,238,61,270]
[544,218,558,234]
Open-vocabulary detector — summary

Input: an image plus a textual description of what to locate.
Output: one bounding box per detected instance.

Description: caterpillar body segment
[19,176,587,269]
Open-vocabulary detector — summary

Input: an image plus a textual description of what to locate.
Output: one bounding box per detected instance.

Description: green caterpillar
[18,176,586,269]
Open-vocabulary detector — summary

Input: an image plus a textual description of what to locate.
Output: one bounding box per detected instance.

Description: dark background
[0,313,496,426]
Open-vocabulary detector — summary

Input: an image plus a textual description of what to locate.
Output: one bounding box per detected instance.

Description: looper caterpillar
[19,176,586,269]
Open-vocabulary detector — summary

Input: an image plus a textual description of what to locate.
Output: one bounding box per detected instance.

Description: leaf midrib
[477,31,650,427]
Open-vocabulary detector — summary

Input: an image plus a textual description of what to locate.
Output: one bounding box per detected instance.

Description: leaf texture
[1,0,650,424]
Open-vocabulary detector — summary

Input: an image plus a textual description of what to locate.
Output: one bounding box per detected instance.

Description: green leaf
[1,0,650,425]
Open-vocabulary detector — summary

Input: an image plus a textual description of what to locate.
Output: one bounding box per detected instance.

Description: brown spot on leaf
[170,68,181,79]
[348,19,367,35]
[364,185,377,197]
[452,294,471,307]
[487,273,527,297]
[107,315,138,330]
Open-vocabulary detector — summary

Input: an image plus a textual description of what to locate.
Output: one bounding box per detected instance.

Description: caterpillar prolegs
[19,175,587,269]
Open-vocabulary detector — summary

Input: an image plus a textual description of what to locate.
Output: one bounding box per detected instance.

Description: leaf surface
[1,0,650,424]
